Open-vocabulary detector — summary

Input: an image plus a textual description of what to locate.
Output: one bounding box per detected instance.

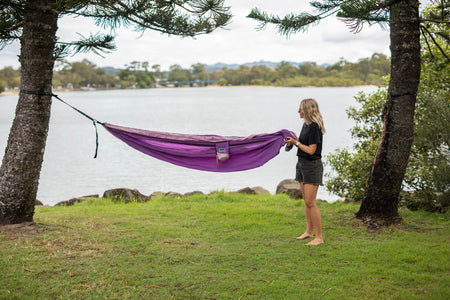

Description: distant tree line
[0,53,390,92]
[163,53,390,87]
[52,59,156,89]
[0,67,21,92]
[215,53,390,87]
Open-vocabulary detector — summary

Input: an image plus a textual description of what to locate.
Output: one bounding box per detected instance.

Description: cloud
[0,42,20,68]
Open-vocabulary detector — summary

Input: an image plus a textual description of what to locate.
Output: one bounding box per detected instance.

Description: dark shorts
[295,157,323,185]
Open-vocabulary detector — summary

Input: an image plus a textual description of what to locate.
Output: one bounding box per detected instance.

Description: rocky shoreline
[36,179,358,207]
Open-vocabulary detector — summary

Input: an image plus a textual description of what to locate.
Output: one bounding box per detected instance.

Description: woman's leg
[296,182,314,240]
[303,183,323,245]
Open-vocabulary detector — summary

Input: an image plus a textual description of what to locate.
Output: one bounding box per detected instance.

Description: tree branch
[420,26,434,59]
[420,18,450,24]
[421,25,450,62]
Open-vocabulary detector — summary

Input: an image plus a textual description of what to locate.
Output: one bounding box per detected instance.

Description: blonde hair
[300,98,326,134]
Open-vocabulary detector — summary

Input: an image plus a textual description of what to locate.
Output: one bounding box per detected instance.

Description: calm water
[0,86,376,205]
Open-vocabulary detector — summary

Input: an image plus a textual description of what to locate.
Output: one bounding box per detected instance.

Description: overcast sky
[0,0,397,71]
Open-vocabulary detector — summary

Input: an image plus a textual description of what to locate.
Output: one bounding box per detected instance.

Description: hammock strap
[20,90,103,158]
[388,91,417,98]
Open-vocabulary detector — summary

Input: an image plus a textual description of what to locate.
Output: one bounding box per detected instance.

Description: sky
[0,0,395,71]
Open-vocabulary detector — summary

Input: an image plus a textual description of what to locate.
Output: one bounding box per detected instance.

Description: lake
[0,86,377,205]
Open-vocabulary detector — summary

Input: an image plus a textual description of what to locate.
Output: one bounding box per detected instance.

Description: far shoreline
[0,84,378,97]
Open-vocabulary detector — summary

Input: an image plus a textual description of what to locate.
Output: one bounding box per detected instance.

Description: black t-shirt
[297,122,323,160]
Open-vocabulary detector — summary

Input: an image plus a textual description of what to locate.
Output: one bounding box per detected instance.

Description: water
[0,86,376,205]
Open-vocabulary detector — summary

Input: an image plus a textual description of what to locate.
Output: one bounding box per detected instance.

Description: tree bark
[356,0,421,225]
[0,0,58,224]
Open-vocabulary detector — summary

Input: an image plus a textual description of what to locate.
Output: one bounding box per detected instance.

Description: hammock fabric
[103,123,296,172]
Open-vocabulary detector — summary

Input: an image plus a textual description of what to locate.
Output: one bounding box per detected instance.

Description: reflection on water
[0,86,376,205]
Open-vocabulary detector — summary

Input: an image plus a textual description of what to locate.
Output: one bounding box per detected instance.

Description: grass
[1,192,449,299]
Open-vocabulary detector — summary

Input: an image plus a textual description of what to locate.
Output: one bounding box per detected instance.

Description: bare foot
[306,238,324,246]
[296,233,314,240]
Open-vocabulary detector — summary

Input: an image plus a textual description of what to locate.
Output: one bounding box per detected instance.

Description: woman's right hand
[285,137,297,146]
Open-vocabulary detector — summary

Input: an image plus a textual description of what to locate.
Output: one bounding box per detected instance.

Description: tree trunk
[0,0,58,224]
[356,0,421,225]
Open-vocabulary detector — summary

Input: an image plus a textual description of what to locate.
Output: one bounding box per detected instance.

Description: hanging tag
[215,142,230,162]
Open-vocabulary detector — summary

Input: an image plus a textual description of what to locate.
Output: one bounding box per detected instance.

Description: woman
[285,98,325,246]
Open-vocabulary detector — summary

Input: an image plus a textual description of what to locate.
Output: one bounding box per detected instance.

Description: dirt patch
[0,222,46,238]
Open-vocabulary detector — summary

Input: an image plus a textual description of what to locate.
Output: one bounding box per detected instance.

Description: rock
[235,186,270,195]
[35,199,44,206]
[165,192,183,198]
[235,187,256,194]
[55,194,99,206]
[336,197,356,203]
[148,191,164,199]
[103,188,148,203]
[276,179,302,199]
[183,191,204,197]
[251,186,270,195]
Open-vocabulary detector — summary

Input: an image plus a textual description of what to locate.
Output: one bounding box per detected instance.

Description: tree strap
[388,91,417,98]
[20,89,103,158]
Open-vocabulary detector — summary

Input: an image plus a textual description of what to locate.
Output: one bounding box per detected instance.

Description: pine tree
[0,0,231,224]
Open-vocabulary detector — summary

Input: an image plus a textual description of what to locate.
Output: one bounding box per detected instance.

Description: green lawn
[1,193,449,299]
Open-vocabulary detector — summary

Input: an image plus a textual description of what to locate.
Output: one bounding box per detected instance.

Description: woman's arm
[285,137,317,155]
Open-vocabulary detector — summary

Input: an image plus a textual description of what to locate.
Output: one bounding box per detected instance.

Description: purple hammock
[103,123,296,172]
